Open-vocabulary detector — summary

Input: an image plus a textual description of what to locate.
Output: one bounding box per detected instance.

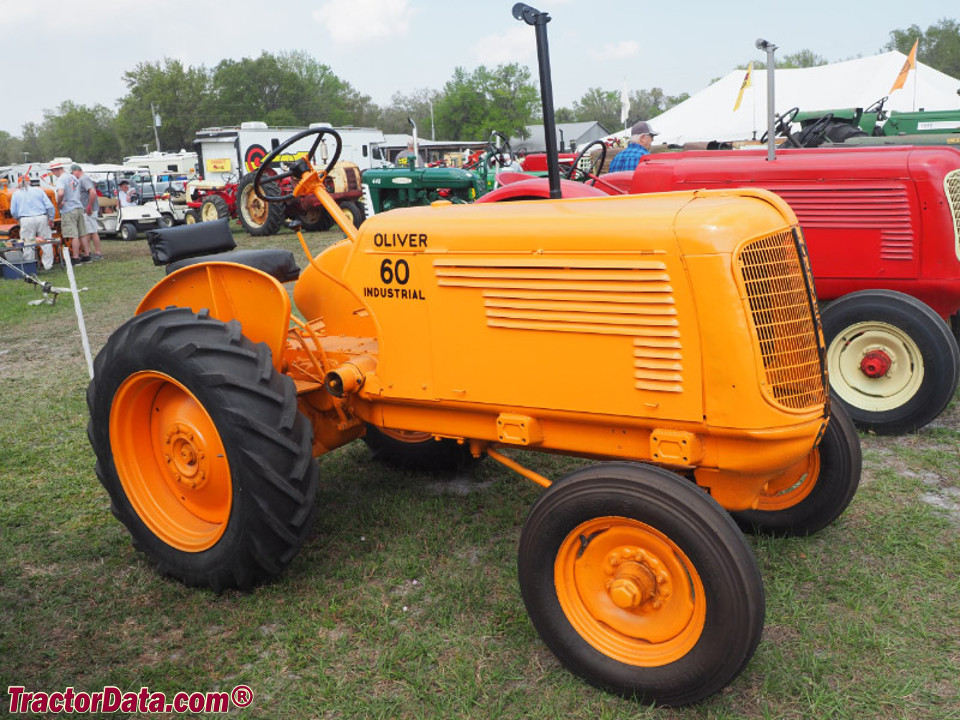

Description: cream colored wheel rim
[827,321,924,412]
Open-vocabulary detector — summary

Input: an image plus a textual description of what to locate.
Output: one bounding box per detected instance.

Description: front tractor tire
[518,463,764,706]
[87,307,319,591]
[200,195,230,222]
[237,173,284,236]
[731,399,861,537]
[184,209,199,224]
[821,290,960,435]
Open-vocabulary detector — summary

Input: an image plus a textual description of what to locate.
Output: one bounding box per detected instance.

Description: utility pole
[150,103,162,153]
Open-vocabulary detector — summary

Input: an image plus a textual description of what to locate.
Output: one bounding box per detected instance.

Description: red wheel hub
[860,349,892,378]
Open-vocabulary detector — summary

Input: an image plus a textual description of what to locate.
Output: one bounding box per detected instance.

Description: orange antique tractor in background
[86,4,860,707]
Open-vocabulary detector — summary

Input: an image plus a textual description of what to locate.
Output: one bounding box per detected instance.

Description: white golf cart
[85,164,165,240]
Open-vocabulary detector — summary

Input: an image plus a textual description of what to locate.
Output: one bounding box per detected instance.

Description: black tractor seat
[146,219,300,283]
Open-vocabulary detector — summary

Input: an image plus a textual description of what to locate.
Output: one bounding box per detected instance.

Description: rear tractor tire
[731,398,861,537]
[518,463,764,706]
[821,290,960,435]
[87,307,319,591]
[237,173,284,236]
[338,200,365,228]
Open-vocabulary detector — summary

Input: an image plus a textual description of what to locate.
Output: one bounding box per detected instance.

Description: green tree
[434,63,540,140]
[115,58,211,156]
[208,51,376,128]
[731,49,829,76]
[569,87,622,132]
[35,101,119,163]
[0,131,25,166]
[379,88,439,136]
[885,18,960,78]
[210,53,303,127]
[559,86,689,131]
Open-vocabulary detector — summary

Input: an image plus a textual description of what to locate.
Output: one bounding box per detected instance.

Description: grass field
[1,228,958,719]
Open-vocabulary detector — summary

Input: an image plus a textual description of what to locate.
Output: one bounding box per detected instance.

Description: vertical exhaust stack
[756,38,778,161]
[513,3,561,199]
[408,117,419,167]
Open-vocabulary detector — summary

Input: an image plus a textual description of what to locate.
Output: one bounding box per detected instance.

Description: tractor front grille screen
[945,169,960,261]
[737,232,826,411]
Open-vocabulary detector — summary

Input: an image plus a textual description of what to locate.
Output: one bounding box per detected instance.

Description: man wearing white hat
[49,158,90,263]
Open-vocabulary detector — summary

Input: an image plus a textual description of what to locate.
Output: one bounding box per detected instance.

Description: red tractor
[484,141,960,436]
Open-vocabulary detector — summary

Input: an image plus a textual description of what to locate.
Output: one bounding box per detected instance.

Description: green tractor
[773,97,960,148]
[361,131,514,217]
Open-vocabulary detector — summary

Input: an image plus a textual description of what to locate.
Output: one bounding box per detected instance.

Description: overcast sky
[1,0,955,140]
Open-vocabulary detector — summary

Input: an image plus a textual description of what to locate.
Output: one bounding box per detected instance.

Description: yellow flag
[733,62,753,112]
[890,40,918,93]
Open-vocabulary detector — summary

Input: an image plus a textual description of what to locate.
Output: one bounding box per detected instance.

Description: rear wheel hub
[860,349,892,378]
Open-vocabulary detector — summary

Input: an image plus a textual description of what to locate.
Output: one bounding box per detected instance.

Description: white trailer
[194,121,388,182]
[122,151,198,176]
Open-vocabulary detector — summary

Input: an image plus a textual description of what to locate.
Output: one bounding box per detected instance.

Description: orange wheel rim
[378,428,434,444]
[755,448,820,511]
[555,516,706,666]
[110,371,232,552]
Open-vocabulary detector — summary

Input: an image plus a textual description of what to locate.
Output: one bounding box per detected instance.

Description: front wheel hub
[860,349,892,378]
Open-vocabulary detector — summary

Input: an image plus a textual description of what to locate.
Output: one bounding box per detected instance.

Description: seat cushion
[166,248,301,283]
[147,218,236,266]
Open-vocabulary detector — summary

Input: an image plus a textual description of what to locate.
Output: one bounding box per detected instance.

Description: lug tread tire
[821,290,960,434]
[339,200,365,228]
[237,173,284,236]
[732,398,861,537]
[518,463,764,706]
[87,307,318,591]
[201,195,230,222]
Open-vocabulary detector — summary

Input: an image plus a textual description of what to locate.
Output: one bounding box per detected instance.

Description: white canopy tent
[609,51,960,147]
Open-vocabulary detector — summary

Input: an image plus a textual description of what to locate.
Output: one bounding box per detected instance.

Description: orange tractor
[86,4,860,706]
[0,177,60,242]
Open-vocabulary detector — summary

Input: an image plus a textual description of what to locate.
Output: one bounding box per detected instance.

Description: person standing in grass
[49,159,91,263]
[9,174,56,270]
[72,164,103,261]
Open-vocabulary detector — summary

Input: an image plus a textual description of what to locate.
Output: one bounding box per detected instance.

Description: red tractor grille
[945,169,960,259]
[737,231,827,411]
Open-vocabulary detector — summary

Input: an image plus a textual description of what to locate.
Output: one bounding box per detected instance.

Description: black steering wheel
[253,127,342,202]
[565,140,607,183]
[486,131,513,168]
[795,112,834,147]
[760,106,800,143]
[865,96,888,116]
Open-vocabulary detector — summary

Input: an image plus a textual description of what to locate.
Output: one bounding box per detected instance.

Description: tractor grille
[434,255,684,393]
[737,231,826,411]
[774,185,915,262]
[945,169,960,260]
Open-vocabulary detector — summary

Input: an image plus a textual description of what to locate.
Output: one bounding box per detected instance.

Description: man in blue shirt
[608,120,659,173]
[9,175,57,270]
